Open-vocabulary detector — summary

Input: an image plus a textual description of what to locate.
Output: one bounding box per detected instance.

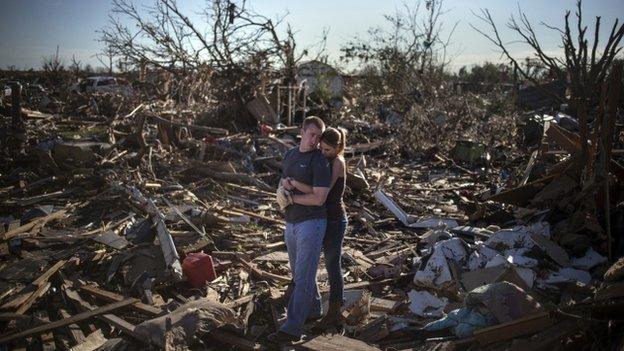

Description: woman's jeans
[323,218,347,303]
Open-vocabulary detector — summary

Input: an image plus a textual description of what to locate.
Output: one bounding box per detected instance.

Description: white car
[70,76,134,96]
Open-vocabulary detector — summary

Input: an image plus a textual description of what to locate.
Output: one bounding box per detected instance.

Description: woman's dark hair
[320,127,347,155]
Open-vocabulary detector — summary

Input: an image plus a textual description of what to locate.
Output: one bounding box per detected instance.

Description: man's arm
[292,187,330,206]
[288,178,313,194]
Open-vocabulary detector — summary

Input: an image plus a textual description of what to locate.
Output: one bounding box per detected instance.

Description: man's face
[300,124,322,151]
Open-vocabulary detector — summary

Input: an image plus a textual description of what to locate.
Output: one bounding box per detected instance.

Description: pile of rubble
[0,72,622,351]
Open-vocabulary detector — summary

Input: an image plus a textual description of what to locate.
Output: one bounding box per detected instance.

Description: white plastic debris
[571,248,608,270]
[485,254,507,268]
[541,267,591,285]
[373,190,458,229]
[414,238,467,288]
[467,244,500,270]
[484,222,550,250]
[437,237,467,262]
[420,229,452,247]
[414,247,452,288]
[505,248,538,268]
[515,266,536,288]
[408,290,448,317]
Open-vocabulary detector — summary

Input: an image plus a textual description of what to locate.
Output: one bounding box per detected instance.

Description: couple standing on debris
[268,116,348,344]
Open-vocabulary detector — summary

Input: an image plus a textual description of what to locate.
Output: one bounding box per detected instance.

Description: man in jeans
[268,116,331,344]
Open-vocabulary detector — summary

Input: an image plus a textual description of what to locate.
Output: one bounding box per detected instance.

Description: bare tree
[41,45,64,73]
[69,54,82,75]
[98,0,321,104]
[95,43,117,75]
[471,0,624,169]
[341,0,458,103]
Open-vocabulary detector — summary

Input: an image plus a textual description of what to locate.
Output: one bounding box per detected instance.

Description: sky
[0,0,622,72]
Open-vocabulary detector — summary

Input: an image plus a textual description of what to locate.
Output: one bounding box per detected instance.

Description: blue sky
[0,0,622,71]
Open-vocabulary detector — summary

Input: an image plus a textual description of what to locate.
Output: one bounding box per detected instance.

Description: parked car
[1,84,10,99]
[69,76,134,96]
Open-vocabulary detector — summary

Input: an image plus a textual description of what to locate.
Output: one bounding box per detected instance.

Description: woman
[284,127,348,332]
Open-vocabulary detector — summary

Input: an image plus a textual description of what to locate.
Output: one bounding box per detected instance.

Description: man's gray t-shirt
[281,147,331,223]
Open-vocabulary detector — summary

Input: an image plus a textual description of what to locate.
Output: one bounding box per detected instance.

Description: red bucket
[182,252,217,288]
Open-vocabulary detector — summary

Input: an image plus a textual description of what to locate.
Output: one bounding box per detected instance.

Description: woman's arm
[329,157,346,189]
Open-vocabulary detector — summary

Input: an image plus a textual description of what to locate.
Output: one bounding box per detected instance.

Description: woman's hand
[283,177,295,190]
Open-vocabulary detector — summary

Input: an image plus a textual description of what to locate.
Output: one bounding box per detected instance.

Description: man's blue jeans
[323,218,347,303]
[280,218,326,337]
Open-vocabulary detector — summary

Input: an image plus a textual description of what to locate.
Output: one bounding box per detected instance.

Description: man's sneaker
[267,331,301,344]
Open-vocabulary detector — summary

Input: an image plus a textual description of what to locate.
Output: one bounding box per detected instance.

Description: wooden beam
[0,299,138,344]
[79,285,162,317]
[222,208,285,225]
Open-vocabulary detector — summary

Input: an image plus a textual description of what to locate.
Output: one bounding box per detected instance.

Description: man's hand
[276,186,293,210]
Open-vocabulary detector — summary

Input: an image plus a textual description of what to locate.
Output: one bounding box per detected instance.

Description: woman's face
[320,141,338,158]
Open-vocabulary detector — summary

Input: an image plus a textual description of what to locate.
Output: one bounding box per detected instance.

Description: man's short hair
[302,116,325,131]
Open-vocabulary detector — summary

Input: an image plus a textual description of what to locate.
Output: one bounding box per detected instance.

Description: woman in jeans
[285,127,348,332]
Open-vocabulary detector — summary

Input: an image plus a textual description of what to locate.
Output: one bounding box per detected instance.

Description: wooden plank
[33,260,67,286]
[473,312,554,345]
[3,210,67,240]
[0,298,138,344]
[237,258,290,284]
[341,277,401,291]
[486,173,558,205]
[295,334,381,351]
[508,320,578,351]
[16,282,50,314]
[545,123,581,153]
[164,198,206,237]
[210,329,266,351]
[225,294,255,309]
[79,285,162,317]
[370,297,399,313]
[97,314,143,341]
[2,260,67,311]
[63,286,145,343]
[58,309,86,344]
[1,289,34,310]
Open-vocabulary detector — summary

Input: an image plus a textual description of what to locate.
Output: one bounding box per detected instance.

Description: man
[268,116,331,343]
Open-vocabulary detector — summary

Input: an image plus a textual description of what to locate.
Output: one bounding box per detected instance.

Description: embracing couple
[269,116,348,344]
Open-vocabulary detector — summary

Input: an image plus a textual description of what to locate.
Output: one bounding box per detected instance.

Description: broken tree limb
[0,298,139,344]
